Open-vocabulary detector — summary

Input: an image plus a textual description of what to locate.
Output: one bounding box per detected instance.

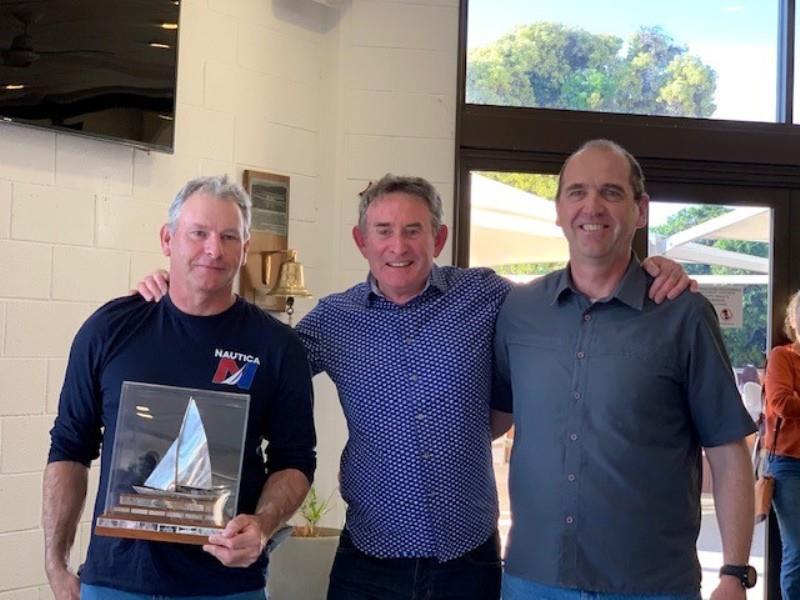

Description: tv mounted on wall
[0,0,180,153]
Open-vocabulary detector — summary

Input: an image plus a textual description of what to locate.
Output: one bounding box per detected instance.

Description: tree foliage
[467,23,717,118]
[480,171,558,200]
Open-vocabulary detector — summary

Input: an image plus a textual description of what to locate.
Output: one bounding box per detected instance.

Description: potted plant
[266,486,341,600]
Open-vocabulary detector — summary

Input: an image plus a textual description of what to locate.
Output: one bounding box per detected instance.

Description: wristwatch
[719,564,757,589]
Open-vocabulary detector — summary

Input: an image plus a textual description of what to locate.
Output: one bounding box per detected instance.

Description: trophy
[96,382,250,545]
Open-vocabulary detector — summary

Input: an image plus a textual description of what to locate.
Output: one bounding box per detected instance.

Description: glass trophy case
[96,382,250,545]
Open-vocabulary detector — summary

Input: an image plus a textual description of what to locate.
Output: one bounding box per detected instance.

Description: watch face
[745,565,757,587]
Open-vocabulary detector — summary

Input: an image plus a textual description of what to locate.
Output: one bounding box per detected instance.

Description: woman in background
[765,290,800,598]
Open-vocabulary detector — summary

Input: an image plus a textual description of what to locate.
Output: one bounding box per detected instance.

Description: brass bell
[267,250,312,298]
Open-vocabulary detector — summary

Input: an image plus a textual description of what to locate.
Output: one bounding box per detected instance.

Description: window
[466,0,779,122]
[458,5,800,598]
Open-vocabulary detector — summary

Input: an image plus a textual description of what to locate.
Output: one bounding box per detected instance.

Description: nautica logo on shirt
[212,348,260,390]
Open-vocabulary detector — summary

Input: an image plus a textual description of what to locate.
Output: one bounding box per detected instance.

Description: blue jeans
[501,574,700,600]
[327,529,501,600]
[80,585,267,600]
[771,466,800,598]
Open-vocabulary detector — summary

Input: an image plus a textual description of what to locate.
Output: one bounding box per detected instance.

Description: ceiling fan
[1,10,111,68]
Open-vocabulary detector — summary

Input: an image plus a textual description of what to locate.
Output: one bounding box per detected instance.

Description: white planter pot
[266,527,340,600]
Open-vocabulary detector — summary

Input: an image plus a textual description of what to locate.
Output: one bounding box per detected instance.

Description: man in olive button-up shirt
[495,140,756,600]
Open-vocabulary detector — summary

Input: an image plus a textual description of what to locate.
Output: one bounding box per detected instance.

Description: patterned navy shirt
[295,265,512,560]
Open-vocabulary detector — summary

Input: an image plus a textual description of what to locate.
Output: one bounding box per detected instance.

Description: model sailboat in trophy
[96,397,234,545]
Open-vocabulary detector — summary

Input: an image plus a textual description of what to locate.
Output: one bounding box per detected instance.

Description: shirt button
[567,473,576,482]
[421,452,432,460]
[584,314,592,322]
[410,374,418,382]
[569,433,578,441]
[566,516,574,524]
[576,351,585,359]
[573,392,581,400]
[416,413,426,421]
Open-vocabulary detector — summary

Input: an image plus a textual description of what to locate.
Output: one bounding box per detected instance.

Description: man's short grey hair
[556,139,647,202]
[357,174,444,231]
[168,175,252,236]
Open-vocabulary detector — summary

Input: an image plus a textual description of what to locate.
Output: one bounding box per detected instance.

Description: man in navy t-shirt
[43,175,316,600]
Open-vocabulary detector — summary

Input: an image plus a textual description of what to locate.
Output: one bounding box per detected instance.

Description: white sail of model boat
[143,397,213,491]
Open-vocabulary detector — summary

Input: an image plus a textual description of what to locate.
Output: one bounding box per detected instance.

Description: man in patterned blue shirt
[137,174,690,600]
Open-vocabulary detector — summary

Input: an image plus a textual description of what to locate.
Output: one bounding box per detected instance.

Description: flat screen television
[0,0,180,153]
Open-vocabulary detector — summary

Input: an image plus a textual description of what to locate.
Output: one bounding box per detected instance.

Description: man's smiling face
[352,191,447,305]
[556,145,648,270]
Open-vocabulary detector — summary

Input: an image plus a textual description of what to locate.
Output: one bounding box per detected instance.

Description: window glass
[466,1,778,122]
[469,171,565,280]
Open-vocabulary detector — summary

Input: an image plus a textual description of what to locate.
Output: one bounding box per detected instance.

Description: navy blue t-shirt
[48,294,316,596]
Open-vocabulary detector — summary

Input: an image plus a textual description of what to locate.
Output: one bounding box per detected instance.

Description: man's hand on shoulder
[47,565,80,600]
[130,269,169,302]
[642,255,699,304]
[203,514,268,568]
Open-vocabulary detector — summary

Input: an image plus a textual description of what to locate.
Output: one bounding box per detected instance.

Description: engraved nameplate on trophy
[96,382,250,545]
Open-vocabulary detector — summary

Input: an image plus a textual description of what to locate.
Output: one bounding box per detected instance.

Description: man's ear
[636,194,650,229]
[432,224,448,258]
[160,224,172,257]
[241,236,251,266]
[352,225,368,258]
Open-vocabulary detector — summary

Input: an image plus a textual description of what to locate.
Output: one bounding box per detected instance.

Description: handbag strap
[767,417,782,462]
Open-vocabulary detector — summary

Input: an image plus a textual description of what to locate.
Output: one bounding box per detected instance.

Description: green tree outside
[467,23,717,118]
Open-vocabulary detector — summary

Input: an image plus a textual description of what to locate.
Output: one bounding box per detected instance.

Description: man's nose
[388,234,408,254]
[204,234,222,257]
[582,189,605,213]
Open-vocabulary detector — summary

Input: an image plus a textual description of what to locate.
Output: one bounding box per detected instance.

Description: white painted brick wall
[0,416,53,474]
[0,181,11,239]
[52,247,131,302]
[0,588,38,600]
[95,196,166,253]
[12,184,95,246]
[4,302,94,358]
[0,474,43,532]
[346,135,454,182]
[0,531,46,589]
[0,360,47,416]
[45,359,67,416]
[0,127,55,185]
[0,242,51,300]
[351,1,458,51]
[54,137,133,197]
[0,0,460,595]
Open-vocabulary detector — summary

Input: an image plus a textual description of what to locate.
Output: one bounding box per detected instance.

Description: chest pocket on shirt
[505,334,572,389]
[591,337,677,378]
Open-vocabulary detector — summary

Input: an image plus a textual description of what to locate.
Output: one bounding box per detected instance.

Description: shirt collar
[552,254,647,311]
[362,264,449,306]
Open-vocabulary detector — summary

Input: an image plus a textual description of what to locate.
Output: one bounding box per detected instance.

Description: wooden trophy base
[95,491,226,545]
